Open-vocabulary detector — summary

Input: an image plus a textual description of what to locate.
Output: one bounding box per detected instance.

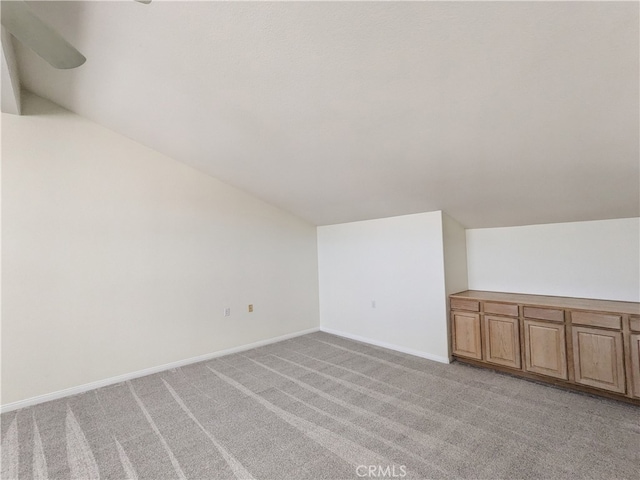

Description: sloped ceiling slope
[13,1,639,227]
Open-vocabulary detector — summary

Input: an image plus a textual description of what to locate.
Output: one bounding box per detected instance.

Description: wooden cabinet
[450,290,640,404]
[451,311,482,360]
[630,316,640,399]
[483,315,520,368]
[572,326,625,393]
[523,319,567,380]
[630,334,640,399]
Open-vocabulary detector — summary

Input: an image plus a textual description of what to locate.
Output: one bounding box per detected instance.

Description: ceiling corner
[1,27,22,115]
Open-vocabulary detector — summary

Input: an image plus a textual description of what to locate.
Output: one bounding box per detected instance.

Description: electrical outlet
[223,307,231,317]
[248,304,254,313]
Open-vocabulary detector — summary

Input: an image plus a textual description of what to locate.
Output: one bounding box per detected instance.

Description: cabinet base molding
[454,357,640,406]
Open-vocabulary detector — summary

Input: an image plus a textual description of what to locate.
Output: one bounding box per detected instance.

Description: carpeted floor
[2,332,639,479]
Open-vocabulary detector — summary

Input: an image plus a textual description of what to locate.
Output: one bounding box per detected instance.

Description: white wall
[317,211,450,362]
[2,93,320,405]
[441,213,469,361]
[442,212,468,297]
[466,218,640,302]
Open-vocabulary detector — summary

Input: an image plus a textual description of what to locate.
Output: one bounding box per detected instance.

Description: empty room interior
[1,1,639,479]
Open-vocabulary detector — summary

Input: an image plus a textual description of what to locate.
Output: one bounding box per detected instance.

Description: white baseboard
[319,327,450,364]
[1,327,320,413]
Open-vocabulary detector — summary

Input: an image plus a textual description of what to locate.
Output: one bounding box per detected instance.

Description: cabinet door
[452,312,482,360]
[572,326,625,393]
[630,333,640,399]
[483,315,520,369]
[523,320,567,379]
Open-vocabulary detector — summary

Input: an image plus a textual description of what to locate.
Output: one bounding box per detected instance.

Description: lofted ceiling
[6,0,640,228]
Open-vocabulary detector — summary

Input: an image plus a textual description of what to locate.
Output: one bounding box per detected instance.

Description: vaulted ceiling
[5,1,639,227]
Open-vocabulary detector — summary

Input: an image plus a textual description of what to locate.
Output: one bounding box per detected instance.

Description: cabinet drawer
[523,306,564,322]
[630,316,640,332]
[450,298,480,312]
[484,302,518,317]
[571,312,621,330]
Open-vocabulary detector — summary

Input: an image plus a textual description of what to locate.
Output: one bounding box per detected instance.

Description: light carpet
[1,332,638,479]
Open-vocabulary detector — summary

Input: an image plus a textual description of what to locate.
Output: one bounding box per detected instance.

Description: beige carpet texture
[1,332,638,479]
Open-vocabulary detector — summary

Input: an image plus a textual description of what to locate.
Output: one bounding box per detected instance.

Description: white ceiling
[11,1,640,228]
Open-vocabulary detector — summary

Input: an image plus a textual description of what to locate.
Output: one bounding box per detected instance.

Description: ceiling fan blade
[1,1,85,69]
[134,0,152,4]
